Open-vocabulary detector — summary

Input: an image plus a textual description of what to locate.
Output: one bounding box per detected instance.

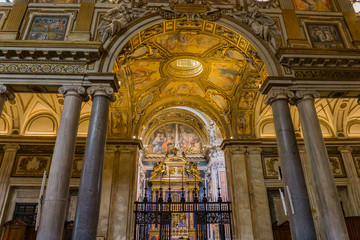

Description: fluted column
[247,147,273,240]
[0,144,20,221]
[338,146,360,215]
[37,86,87,240]
[295,90,349,240]
[222,145,254,240]
[72,86,115,240]
[265,89,316,240]
[0,85,14,117]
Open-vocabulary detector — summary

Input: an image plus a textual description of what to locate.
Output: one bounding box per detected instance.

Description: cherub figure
[150,161,165,178]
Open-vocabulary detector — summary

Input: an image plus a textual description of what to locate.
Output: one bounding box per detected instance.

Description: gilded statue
[185,161,201,179]
[150,161,166,178]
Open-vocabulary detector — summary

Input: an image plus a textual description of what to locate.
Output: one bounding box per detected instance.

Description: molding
[0,40,103,62]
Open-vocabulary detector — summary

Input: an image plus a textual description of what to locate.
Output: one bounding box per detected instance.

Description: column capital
[58,86,89,101]
[247,146,262,154]
[294,90,320,104]
[3,143,20,152]
[105,144,118,153]
[0,85,15,101]
[298,145,306,152]
[87,85,116,102]
[338,145,353,153]
[264,88,294,106]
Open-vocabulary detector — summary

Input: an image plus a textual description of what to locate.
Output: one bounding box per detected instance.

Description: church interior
[0,0,360,239]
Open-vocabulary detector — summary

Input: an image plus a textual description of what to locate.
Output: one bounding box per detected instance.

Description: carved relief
[328,154,346,178]
[12,155,51,177]
[262,155,280,179]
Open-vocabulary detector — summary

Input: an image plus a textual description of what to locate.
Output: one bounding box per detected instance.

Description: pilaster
[222,143,254,240]
[107,143,141,240]
[97,145,117,237]
[0,143,20,223]
[0,0,29,40]
[247,147,273,240]
[338,146,360,215]
[68,0,96,41]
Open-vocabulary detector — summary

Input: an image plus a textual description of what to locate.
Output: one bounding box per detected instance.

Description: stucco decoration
[229,9,280,49]
[97,0,281,50]
[98,2,149,43]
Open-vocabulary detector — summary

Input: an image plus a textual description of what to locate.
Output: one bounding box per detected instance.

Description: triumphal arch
[0,0,360,239]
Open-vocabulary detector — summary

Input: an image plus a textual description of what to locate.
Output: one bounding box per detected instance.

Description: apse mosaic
[294,0,333,11]
[148,123,202,155]
[26,16,69,41]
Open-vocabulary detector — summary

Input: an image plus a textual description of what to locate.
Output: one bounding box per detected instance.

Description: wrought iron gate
[134,199,232,240]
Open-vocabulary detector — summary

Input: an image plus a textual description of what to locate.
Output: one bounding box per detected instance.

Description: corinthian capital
[87,85,116,102]
[0,85,15,101]
[264,88,294,106]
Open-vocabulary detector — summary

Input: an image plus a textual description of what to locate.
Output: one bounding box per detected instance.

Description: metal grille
[134,200,232,240]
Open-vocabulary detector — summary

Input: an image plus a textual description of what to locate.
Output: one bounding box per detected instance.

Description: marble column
[338,146,360,215]
[295,90,349,240]
[0,144,20,222]
[247,147,273,240]
[223,144,254,240]
[37,86,87,240]
[107,143,140,240]
[73,86,115,240]
[0,85,15,117]
[265,89,316,240]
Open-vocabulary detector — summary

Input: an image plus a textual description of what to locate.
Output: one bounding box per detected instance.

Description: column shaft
[73,86,113,240]
[266,90,316,240]
[296,91,349,240]
[37,86,86,240]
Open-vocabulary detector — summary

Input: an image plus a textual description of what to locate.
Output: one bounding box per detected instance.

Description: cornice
[276,48,360,68]
[0,40,103,62]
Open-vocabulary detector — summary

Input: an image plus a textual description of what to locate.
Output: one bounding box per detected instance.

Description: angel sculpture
[98,2,148,43]
[150,161,166,178]
[230,9,280,50]
[185,161,201,179]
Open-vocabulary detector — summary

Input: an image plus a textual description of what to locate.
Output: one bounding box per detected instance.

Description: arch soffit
[100,15,282,77]
[136,96,229,139]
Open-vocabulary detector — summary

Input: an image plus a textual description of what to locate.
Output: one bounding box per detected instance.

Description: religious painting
[148,123,202,155]
[156,32,220,54]
[294,0,333,11]
[72,156,83,178]
[262,156,281,179]
[179,124,201,154]
[26,16,69,41]
[129,61,161,90]
[161,82,205,97]
[150,124,176,154]
[208,62,241,92]
[352,154,360,177]
[329,154,346,178]
[12,154,51,177]
[306,24,344,49]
